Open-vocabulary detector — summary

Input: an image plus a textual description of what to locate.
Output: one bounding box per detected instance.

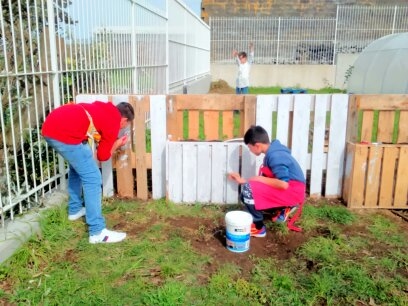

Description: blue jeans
[240,183,263,223]
[236,87,249,94]
[45,138,105,235]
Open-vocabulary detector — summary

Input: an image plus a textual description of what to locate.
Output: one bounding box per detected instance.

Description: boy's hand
[227,172,246,184]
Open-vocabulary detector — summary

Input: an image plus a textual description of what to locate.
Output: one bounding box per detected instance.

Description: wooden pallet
[343,94,408,209]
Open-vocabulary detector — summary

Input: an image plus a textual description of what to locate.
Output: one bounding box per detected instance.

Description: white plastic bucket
[225,211,253,253]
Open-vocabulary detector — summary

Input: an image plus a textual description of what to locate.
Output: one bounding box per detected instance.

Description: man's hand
[111,135,129,155]
[118,134,128,146]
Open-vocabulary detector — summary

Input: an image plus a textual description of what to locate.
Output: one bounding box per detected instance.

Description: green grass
[249,86,345,95]
[1,199,407,305]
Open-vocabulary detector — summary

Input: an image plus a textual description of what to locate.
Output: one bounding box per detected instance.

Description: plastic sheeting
[347,32,408,94]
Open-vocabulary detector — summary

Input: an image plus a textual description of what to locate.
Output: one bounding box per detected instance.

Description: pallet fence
[343,95,408,209]
[76,93,349,203]
[75,94,406,208]
[166,94,349,203]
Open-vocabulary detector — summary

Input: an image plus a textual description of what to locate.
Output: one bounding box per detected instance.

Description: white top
[235,51,254,88]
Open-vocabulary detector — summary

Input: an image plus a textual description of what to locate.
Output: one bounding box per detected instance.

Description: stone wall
[201,0,408,22]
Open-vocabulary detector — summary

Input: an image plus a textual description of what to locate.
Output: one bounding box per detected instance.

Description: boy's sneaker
[89,228,127,244]
[272,206,298,223]
[68,207,86,221]
[250,223,266,237]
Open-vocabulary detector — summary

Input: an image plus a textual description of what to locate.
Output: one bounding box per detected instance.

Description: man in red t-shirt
[42,101,134,243]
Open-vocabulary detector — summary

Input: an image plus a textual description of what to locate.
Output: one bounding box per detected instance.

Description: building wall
[201,0,408,22]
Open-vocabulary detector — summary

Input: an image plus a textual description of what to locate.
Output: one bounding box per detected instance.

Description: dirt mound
[209,79,235,94]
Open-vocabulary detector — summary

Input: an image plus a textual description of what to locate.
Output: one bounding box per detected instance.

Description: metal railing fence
[210,5,408,64]
[0,0,210,228]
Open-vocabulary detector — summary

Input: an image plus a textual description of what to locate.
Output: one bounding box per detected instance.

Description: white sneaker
[89,228,127,244]
[68,207,86,221]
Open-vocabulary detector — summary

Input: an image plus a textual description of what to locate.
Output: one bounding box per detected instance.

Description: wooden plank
[291,94,311,179]
[188,110,200,139]
[166,95,180,141]
[349,144,368,208]
[239,111,245,136]
[353,94,408,110]
[241,144,257,181]
[197,144,212,203]
[243,95,257,133]
[360,110,374,142]
[115,147,134,198]
[222,111,234,139]
[111,95,129,105]
[174,94,245,110]
[133,95,149,200]
[177,110,184,140]
[345,95,359,143]
[378,147,398,207]
[394,146,408,207]
[377,111,395,143]
[115,120,134,198]
[211,143,228,203]
[325,94,349,197]
[310,95,329,197]
[101,160,114,197]
[256,95,276,142]
[342,142,355,204]
[112,152,152,169]
[397,111,408,143]
[226,144,241,204]
[182,144,197,203]
[203,110,219,140]
[276,95,292,147]
[364,145,382,207]
[150,95,167,199]
[76,94,109,103]
[167,142,183,202]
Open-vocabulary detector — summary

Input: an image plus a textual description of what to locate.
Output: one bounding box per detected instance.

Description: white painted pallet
[168,94,349,203]
[167,141,256,204]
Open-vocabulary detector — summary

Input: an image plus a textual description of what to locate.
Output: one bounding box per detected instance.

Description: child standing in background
[228,125,306,236]
[232,42,254,94]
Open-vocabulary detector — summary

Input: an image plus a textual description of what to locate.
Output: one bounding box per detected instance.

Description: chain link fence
[210,5,408,64]
[0,0,210,227]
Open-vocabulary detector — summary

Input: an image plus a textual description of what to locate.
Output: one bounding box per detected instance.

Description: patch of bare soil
[118,200,408,281]
[165,215,309,278]
[209,79,235,94]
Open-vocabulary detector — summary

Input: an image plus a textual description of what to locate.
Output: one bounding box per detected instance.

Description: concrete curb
[0,190,68,264]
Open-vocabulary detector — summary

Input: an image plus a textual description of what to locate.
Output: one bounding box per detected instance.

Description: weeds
[1,199,407,305]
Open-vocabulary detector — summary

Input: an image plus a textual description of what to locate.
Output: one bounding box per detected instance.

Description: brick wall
[201,0,408,22]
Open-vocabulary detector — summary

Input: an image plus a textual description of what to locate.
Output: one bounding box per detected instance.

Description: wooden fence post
[132,95,150,200]
[150,95,167,199]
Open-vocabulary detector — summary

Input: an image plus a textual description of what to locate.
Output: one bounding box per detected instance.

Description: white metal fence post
[46,0,66,188]
[277,17,281,64]
[392,5,397,34]
[333,5,339,66]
